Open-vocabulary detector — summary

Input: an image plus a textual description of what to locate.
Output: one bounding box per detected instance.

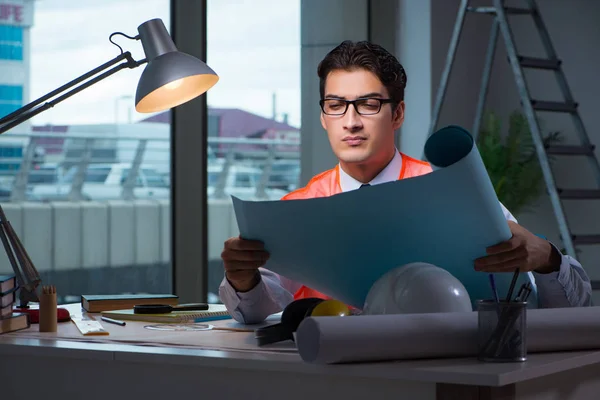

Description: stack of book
[0,275,30,334]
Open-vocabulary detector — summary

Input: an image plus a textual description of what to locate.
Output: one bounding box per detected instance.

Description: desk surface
[1,304,600,388]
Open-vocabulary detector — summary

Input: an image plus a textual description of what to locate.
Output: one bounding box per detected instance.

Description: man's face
[320,68,404,166]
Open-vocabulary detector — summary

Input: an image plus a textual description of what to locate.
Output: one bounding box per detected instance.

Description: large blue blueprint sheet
[232,126,536,309]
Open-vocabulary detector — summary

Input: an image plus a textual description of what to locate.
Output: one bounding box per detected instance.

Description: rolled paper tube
[295,306,600,364]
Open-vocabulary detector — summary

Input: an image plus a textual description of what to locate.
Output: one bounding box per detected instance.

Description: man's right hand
[221,236,270,292]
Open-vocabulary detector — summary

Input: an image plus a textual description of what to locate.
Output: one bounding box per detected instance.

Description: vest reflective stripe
[281,153,433,302]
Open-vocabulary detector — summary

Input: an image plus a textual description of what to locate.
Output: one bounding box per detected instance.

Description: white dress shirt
[219,149,593,323]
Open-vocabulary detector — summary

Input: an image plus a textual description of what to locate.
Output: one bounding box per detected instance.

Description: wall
[427,0,600,291]
[484,0,600,287]
[299,0,370,184]
[396,0,433,158]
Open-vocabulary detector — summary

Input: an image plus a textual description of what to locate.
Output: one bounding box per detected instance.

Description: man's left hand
[474,221,561,274]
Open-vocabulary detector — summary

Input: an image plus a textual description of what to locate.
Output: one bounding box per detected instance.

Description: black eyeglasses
[319,98,395,116]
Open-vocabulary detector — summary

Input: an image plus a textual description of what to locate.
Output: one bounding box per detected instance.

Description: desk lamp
[0,18,218,307]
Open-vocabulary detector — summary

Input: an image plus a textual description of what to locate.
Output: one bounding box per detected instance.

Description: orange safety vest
[280,152,433,302]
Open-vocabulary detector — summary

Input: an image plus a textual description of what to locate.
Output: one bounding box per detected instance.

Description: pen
[488,274,500,304]
[101,316,126,326]
[505,268,520,302]
[514,283,526,301]
[488,273,501,318]
[522,282,533,302]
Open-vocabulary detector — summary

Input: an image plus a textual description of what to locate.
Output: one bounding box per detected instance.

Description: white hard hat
[362,262,473,315]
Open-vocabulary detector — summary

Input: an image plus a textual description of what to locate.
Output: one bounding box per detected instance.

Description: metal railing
[0,130,300,202]
[207,136,300,200]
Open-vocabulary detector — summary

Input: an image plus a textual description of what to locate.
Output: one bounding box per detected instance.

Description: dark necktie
[360,184,370,189]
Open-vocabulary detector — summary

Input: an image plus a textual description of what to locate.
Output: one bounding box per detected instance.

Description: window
[0,1,172,304]
[269,159,301,191]
[121,169,145,187]
[206,0,301,301]
[0,84,22,118]
[84,167,111,183]
[234,172,254,188]
[0,25,23,60]
[28,165,58,184]
[208,171,219,187]
[0,143,22,171]
[142,168,169,188]
[62,166,110,184]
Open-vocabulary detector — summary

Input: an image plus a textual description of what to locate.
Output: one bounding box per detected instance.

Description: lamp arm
[0,204,41,306]
[0,217,25,287]
[0,51,146,135]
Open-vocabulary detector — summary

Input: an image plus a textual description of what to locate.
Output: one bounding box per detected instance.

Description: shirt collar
[338,149,403,192]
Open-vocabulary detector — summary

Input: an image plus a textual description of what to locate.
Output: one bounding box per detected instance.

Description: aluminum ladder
[429,0,600,261]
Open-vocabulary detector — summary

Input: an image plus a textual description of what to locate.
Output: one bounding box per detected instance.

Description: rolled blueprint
[296,306,600,364]
[233,125,535,309]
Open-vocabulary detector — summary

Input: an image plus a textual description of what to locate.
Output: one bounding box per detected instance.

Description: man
[219,40,592,324]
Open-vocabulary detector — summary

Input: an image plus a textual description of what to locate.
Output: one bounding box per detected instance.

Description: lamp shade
[134,18,218,113]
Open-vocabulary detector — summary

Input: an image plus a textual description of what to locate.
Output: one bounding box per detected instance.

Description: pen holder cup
[39,291,58,333]
[477,299,527,362]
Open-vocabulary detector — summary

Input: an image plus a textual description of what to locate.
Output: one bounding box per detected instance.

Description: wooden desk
[1,308,600,399]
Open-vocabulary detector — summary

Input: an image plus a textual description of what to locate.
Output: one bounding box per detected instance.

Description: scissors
[133,303,209,314]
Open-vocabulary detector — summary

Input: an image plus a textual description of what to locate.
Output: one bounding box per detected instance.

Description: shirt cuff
[532,242,569,285]
[219,273,288,324]
[218,277,241,313]
[218,275,267,321]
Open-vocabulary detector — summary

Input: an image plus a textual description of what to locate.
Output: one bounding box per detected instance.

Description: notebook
[81,293,179,313]
[101,304,231,323]
[0,274,16,297]
[0,312,30,334]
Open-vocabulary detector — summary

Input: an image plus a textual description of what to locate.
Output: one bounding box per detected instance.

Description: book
[0,303,12,318]
[0,312,29,334]
[1,289,15,309]
[0,274,16,296]
[81,293,179,312]
[101,304,231,323]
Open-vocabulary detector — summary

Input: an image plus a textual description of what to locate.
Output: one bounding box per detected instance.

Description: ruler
[71,314,109,336]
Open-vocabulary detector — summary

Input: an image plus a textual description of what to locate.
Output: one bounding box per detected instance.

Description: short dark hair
[317,40,407,104]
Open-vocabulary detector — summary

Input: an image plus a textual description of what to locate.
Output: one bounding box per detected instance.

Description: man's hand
[474,221,561,274]
[221,236,270,292]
